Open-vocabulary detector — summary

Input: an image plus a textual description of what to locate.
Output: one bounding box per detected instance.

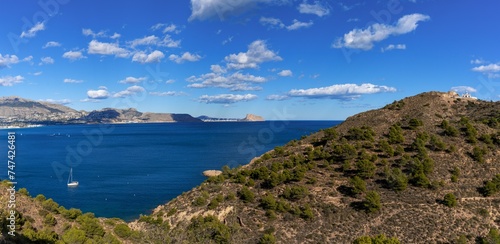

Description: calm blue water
[1,121,340,221]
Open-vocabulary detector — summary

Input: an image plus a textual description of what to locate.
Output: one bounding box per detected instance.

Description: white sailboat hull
[67,168,79,187]
[67,181,79,187]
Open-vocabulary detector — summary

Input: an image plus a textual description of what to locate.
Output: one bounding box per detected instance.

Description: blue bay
[1,121,339,221]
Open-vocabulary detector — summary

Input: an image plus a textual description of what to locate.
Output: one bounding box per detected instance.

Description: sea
[1,121,340,221]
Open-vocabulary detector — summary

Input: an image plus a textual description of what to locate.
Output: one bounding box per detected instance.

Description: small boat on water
[67,168,79,187]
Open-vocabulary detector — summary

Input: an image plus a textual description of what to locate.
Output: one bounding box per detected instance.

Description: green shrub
[260,194,277,210]
[167,207,177,217]
[472,146,487,163]
[43,213,57,226]
[18,188,30,196]
[62,227,87,244]
[353,234,400,244]
[323,128,338,140]
[193,196,207,206]
[188,215,231,243]
[408,118,423,130]
[386,168,408,192]
[238,186,255,203]
[442,193,457,207]
[355,159,376,179]
[346,126,375,141]
[114,223,132,238]
[478,228,500,244]
[76,213,105,238]
[282,186,308,201]
[62,208,83,220]
[480,174,500,196]
[35,194,46,202]
[23,228,58,243]
[350,176,366,195]
[259,233,276,244]
[441,120,459,137]
[363,191,381,213]
[378,139,394,157]
[388,124,404,144]
[42,198,60,213]
[429,135,446,151]
[450,167,460,183]
[208,198,220,210]
[300,205,314,220]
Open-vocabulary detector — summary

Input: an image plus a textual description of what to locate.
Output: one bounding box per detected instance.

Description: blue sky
[1,0,499,120]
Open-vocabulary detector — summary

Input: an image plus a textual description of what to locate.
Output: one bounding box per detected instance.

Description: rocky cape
[0,96,264,127]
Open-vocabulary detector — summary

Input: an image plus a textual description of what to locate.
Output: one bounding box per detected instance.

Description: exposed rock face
[241,114,264,121]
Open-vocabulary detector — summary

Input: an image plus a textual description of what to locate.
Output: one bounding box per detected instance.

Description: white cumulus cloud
[169,52,202,63]
[0,54,20,68]
[187,71,266,91]
[149,91,186,96]
[471,63,500,78]
[82,28,107,38]
[225,40,282,69]
[43,41,61,48]
[381,44,406,52]
[113,85,146,98]
[88,40,129,58]
[189,0,273,21]
[333,13,430,50]
[62,51,86,61]
[21,22,45,38]
[266,94,289,101]
[472,63,500,73]
[87,88,110,99]
[41,99,72,105]
[40,57,55,65]
[64,78,83,83]
[451,86,477,94]
[129,35,159,48]
[132,50,165,64]
[286,19,313,30]
[260,17,313,31]
[0,75,24,86]
[288,83,396,100]
[298,1,330,17]
[119,76,147,84]
[198,93,258,104]
[278,70,293,77]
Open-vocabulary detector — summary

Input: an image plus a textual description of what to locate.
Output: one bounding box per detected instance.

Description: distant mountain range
[0,96,264,127]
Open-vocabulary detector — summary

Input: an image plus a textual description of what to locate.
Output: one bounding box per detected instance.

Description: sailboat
[67,168,79,187]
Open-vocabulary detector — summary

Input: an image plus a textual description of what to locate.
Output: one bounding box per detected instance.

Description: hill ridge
[1,91,499,243]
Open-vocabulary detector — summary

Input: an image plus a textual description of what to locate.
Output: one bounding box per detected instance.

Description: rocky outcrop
[241,114,264,121]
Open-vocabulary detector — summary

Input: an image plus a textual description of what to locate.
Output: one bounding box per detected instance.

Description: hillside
[1,91,499,243]
[132,91,500,243]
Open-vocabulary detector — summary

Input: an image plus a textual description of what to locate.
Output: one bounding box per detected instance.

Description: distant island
[0,96,264,128]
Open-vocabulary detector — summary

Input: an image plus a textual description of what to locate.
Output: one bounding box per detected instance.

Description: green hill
[1,91,499,243]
